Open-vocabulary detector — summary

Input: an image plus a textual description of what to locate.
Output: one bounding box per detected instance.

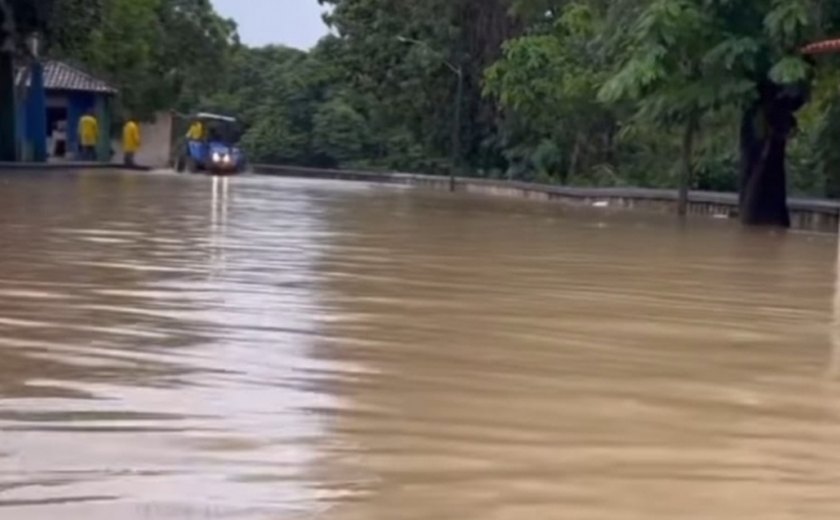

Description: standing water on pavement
[1,170,839,519]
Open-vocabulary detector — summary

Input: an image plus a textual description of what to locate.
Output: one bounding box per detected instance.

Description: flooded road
[1,170,840,519]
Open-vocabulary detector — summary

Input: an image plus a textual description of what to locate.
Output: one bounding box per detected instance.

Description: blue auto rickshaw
[176,112,247,175]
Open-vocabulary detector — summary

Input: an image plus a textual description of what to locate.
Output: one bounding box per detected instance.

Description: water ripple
[0,171,839,518]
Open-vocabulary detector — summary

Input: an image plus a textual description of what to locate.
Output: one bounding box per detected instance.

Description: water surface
[1,170,839,519]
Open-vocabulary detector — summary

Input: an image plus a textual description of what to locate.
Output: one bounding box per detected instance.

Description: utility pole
[450,66,463,192]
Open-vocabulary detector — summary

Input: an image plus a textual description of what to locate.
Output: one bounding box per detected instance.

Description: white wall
[113,111,173,168]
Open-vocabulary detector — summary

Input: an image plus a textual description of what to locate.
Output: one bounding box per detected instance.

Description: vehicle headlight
[212,152,221,162]
[222,154,231,164]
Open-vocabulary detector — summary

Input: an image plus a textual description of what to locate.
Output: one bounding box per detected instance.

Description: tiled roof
[802,39,840,55]
[16,60,117,94]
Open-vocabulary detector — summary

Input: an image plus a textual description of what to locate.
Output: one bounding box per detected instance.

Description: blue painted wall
[25,62,48,162]
[16,88,106,160]
[15,98,25,159]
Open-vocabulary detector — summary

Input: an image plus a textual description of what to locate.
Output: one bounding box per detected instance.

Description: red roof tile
[801,39,840,55]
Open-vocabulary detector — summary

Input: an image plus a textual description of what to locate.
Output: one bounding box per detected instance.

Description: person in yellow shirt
[122,118,141,167]
[78,110,99,161]
[186,119,204,141]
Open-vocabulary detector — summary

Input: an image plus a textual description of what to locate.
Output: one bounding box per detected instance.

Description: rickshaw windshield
[196,114,241,145]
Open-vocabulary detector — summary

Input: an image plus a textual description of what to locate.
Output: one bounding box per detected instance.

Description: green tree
[486,3,615,184]
[83,0,161,115]
[153,0,239,111]
[242,103,309,164]
[599,0,824,227]
[211,43,351,166]
[321,0,520,173]
[597,0,749,214]
[312,97,370,166]
[43,0,237,117]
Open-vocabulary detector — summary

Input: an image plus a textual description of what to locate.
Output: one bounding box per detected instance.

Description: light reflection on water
[0,170,839,519]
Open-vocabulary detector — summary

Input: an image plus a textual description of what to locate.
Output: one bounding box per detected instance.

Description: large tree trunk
[822,101,840,199]
[740,126,790,227]
[738,81,808,228]
[458,0,522,169]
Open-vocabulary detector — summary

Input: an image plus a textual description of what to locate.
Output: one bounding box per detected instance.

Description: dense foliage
[7,0,840,222]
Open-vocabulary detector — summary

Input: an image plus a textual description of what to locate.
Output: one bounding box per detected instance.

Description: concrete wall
[252,164,840,234]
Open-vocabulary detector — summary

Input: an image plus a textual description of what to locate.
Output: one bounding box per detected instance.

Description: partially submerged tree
[601,0,820,227]
[597,0,756,216]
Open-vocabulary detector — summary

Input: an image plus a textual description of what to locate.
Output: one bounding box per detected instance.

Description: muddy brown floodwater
[1,170,840,519]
